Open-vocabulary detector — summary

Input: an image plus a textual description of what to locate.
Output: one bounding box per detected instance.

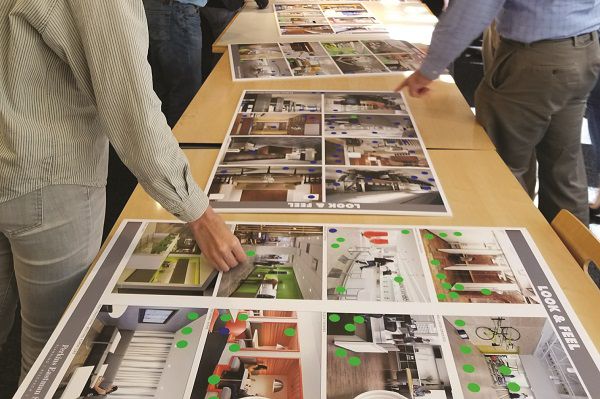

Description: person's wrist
[188,206,215,232]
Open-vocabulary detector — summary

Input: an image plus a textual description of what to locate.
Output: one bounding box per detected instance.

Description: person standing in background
[399,0,600,225]
[143,0,205,127]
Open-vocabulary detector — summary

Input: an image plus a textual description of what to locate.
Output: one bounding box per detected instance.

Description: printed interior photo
[445,316,589,398]
[190,309,322,399]
[280,41,329,58]
[278,16,330,25]
[277,11,326,18]
[280,25,335,35]
[377,53,424,72]
[208,166,322,203]
[363,40,426,55]
[235,58,292,80]
[236,43,284,60]
[240,92,322,113]
[217,224,323,299]
[325,137,428,167]
[322,41,372,56]
[324,92,408,114]
[332,25,388,34]
[221,136,323,165]
[275,3,321,12]
[327,16,378,24]
[332,55,388,74]
[52,305,208,399]
[112,222,218,296]
[320,3,369,17]
[325,167,442,205]
[327,312,453,398]
[287,56,342,76]
[419,229,539,304]
[230,113,322,136]
[324,114,417,137]
[326,227,430,302]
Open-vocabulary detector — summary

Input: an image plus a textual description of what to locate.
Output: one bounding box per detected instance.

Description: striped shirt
[421,0,600,79]
[0,0,208,222]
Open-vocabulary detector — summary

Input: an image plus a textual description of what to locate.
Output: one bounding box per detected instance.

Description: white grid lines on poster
[229,39,427,80]
[18,219,600,399]
[204,90,451,216]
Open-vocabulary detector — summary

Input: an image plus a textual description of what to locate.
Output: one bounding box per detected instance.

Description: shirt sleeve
[56,0,208,222]
[420,0,506,80]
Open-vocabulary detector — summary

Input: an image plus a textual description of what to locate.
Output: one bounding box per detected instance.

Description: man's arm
[399,0,505,96]
[54,0,245,270]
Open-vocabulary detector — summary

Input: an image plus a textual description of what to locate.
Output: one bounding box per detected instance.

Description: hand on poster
[396,70,433,97]
[189,207,247,271]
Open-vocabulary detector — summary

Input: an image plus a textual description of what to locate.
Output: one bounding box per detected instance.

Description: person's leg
[0,233,17,350]
[586,74,600,209]
[0,185,105,379]
[199,7,237,80]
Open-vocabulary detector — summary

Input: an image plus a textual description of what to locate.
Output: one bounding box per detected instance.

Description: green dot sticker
[336,237,346,243]
[238,313,249,321]
[449,292,460,299]
[284,328,296,337]
[431,259,441,266]
[454,319,466,327]
[463,364,475,373]
[424,233,434,240]
[335,348,348,358]
[336,286,346,294]
[454,283,465,291]
[442,282,452,290]
[460,345,472,354]
[176,340,188,349]
[439,232,448,238]
[208,375,221,385]
[436,273,447,280]
[181,327,193,335]
[348,356,361,366]
[394,276,404,284]
[401,229,411,235]
[507,382,521,392]
[499,365,512,376]
[481,288,493,296]
[246,250,256,257]
[345,323,356,332]
[187,312,199,321]
[454,232,463,236]
[220,314,232,322]
[331,243,340,249]
[353,315,365,324]
[467,383,480,393]
[329,314,341,323]
[229,343,241,352]
[437,293,447,301]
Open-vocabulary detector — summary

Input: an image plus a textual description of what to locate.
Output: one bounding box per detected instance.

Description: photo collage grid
[274,2,386,36]
[40,221,595,399]
[205,90,450,215]
[230,39,427,80]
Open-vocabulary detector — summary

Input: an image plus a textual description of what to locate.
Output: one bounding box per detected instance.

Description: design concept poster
[205,90,451,216]
[16,220,600,399]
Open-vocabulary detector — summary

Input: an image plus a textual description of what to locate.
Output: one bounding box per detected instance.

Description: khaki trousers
[475,31,600,225]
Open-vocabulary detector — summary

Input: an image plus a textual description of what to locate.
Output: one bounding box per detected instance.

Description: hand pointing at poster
[395,71,433,97]
[189,207,247,272]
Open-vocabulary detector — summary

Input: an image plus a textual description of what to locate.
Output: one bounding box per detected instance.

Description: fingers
[232,241,248,263]
[395,80,408,92]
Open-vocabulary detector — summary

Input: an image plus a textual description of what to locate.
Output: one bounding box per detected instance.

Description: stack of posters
[17,220,600,398]
[274,2,386,36]
[205,90,450,215]
[230,40,427,80]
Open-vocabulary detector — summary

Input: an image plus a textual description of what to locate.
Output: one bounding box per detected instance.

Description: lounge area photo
[222,137,322,165]
[362,40,427,56]
[327,313,453,398]
[323,114,417,138]
[325,137,428,167]
[191,309,321,399]
[236,44,284,61]
[217,224,323,299]
[235,58,292,80]
[324,93,408,114]
[230,113,322,136]
[208,166,322,204]
[286,56,341,77]
[53,305,207,399]
[419,229,539,304]
[326,227,430,302]
[113,222,218,296]
[444,316,589,398]
[239,92,322,113]
[280,42,329,58]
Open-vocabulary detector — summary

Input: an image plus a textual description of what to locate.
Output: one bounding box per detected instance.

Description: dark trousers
[143,0,203,127]
[587,74,600,174]
[200,6,237,80]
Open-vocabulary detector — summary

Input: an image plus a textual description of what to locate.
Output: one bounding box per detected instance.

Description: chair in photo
[551,209,600,290]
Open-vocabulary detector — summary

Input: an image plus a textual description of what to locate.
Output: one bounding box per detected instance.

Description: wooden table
[106,149,600,349]
[173,52,494,151]
[212,1,438,54]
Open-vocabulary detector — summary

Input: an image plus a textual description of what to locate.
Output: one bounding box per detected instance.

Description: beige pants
[476,31,600,225]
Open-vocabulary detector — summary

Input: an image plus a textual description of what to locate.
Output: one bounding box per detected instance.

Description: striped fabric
[421,0,600,79]
[0,0,208,222]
